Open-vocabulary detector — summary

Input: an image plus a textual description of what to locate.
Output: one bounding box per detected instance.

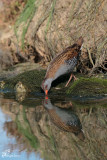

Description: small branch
[100,64,107,71]
[88,66,97,77]
[87,47,95,67]
[32,13,49,38]
[15,43,29,62]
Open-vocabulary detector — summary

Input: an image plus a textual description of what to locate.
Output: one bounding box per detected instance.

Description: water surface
[0,92,107,160]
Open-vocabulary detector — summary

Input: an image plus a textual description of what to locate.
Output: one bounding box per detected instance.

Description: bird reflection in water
[43,97,85,140]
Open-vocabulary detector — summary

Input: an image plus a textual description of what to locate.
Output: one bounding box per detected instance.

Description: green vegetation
[16,106,39,149]
[14,0,39,49]
[66,77,107,97]
[45,123,60,160]
[2,68,107,98]
[45,0,56,37]
[4,69,46,92]
[44,0,56,60]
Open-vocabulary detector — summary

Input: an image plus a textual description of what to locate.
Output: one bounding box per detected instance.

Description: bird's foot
[65,74,77,87]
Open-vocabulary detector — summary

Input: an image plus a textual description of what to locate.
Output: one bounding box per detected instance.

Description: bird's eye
[45,85,48,89]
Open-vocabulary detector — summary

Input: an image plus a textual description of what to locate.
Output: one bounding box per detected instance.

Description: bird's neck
[44,78,53,90]
[45,78,53,83]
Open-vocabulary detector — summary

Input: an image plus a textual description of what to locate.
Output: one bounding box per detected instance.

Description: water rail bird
[41,37,84,95]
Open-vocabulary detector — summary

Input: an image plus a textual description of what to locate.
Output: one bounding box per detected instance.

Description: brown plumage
[48,109,81,133]
[43,98,85,140]
[41,37,84,95]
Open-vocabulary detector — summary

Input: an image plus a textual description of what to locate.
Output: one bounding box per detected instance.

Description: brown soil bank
[1,68,107,98]
[0,0,107,74]
[17,0,107,74]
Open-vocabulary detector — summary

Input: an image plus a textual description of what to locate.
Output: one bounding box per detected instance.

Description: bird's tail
[76,36,84,47]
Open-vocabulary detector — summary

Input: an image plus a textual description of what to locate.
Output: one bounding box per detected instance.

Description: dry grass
[14,0,107,74]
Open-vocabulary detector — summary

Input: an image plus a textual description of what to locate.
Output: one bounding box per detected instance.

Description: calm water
[0,92,107,160]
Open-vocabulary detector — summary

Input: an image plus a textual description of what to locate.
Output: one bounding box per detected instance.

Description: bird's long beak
[45,90,48,95]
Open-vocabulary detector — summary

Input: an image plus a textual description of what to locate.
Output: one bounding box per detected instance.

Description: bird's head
[42,98,53,109]
[41,78,52,95]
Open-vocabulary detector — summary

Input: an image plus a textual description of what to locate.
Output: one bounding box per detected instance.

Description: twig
[100,64,107,71]
[87,47,95,67]
[32,12,49,38]
[15,43,28,62]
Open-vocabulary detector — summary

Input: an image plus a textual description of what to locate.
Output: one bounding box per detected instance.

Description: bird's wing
[45,46,78,78]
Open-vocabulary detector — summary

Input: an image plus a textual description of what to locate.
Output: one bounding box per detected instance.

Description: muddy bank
[0,48,14,71]
[0,0,106,74]
[66,77,107,97]
[0,62,44,80]
[0,66,107,98]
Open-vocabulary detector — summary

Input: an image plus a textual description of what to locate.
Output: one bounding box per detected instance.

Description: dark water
[0,92,107,160]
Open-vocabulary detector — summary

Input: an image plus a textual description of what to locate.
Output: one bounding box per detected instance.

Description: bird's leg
[73,74,77,81]
[65,74,73,87]
[65,74,77,87]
